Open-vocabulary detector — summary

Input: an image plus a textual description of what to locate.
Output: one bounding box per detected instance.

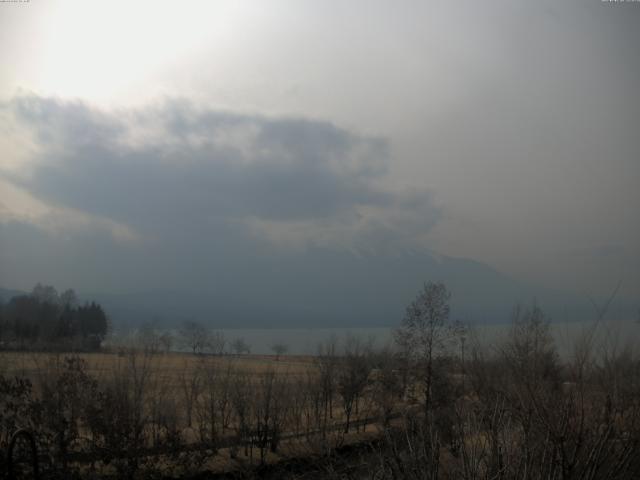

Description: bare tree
[251,369,289,463]
[371,347,402,427]
[195,359,220,450]
[209,331,226,355]
[179,320,208,355]
[136,320,162,354]
[158,331,173,353]
[337,335,371,433]
[231,337,251,355]
[85,350,156,479]
[315,336,338,431]
[271,342,289,360]
[229,370,252,458]
[394,282,458,417]
[503,301,560,387]
[31,283,59,305]
[59,289,78,308]
[179,361,202,428]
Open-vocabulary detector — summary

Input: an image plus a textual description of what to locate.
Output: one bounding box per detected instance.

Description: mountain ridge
[2,250,636,330]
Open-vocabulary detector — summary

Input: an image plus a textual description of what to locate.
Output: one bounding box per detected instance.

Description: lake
[214,318,639,357]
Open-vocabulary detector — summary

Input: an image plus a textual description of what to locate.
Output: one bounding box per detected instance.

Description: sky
[0,0,639,309]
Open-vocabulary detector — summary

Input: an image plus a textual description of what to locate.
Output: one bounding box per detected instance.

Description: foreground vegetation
[0,283,639,479]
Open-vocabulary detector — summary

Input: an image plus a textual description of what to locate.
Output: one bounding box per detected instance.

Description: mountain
[0,287,25,303]
[3,249,635,330]
[78,249,637,330]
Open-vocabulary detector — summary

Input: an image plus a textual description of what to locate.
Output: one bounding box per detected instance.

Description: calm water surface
[216,319,639,356]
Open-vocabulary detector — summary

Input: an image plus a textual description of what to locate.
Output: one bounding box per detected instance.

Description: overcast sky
[1,0,639,301]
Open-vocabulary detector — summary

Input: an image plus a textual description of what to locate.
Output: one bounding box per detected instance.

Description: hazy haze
[1,0,638,324]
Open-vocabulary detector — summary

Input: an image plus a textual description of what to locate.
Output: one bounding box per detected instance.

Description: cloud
[1,94,441,256]
[0,177,140,245]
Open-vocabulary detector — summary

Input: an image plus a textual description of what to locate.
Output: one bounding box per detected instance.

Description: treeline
[127,319,252,356]
[0,284,108,350]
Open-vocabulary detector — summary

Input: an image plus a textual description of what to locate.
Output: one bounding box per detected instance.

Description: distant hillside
[0,287,25,303]
[78,249,637,330]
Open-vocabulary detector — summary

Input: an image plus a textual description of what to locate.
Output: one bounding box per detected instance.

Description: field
[1,316,640,480]
[0,350,316,384]
[0,348,398,479]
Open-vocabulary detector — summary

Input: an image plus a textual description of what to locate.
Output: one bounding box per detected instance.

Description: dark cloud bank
[0,95,635,328]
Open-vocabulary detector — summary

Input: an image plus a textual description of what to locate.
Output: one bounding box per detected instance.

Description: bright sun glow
[33,0,233,104]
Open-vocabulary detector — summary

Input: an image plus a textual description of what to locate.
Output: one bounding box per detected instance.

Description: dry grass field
[0,350,316,383]
[0,350,335,439]
[0,348,392,477]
